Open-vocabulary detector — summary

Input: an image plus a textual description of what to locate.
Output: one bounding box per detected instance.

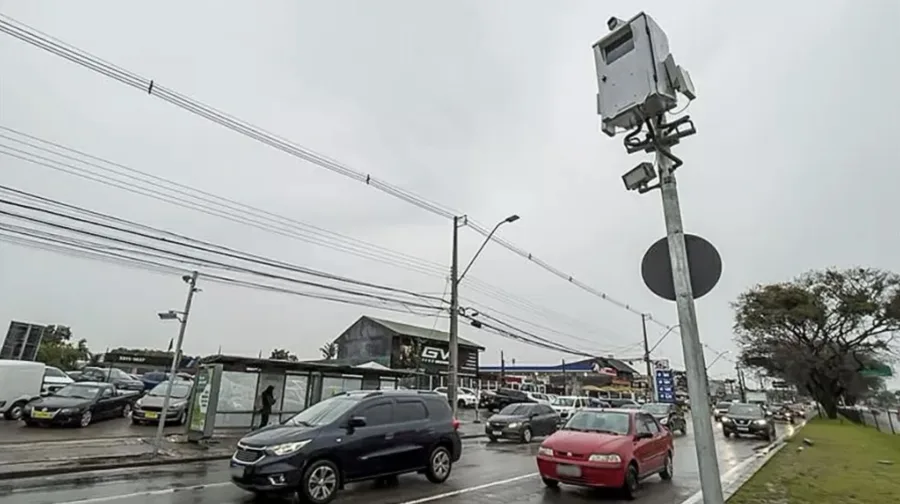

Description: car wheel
[4,401,26,421]
[660,452,674,481]
[487,435,498,443]
[425,446,452,483]
[299,459,340,504]
[457,399,465,409]
[122,404,132,418]
[542,477,559,488]
[621,463,639,500]
[521,427,533,444]
[79,411,92,428]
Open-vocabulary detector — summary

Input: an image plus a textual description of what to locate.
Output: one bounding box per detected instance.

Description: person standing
[259,385,276,428]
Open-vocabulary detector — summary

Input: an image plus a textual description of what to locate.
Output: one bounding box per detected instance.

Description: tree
[319,342,337,360]
[270,348,298,361]
[36,325,90,370]
[733,267,900,418]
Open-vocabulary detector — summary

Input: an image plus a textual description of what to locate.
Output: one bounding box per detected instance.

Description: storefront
[333,316,483,389]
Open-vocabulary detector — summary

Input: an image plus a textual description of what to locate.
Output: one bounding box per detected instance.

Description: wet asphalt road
[2,423,783,504]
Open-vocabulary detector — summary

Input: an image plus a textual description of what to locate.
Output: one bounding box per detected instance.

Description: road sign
[860,364,893,378]
[655,369,676,403]
[641,234,722,301]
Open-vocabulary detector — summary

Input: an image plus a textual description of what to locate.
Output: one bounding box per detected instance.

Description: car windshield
[640,403,671,415]
[499,404,532,416]
[148,381,192,399]
[285,395,361,427]
[53,384,100,399]
[716,402,732,409]
[728,404,762,417]
[564,410,630,435]
[553,397,575,407]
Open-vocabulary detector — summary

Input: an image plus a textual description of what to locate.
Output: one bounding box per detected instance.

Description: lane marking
[397,472,538,504]
[54,483,232,504]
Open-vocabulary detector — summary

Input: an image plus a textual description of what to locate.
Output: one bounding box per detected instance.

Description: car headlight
[508,422,520,429]
[721,416,731,423]
[660,417,669,424]
[588,453,622,463]
[755,419,767,425]
[266,439,311,456]
[135,400,144,408]
[60,408,81,414]
[538,446,554,457]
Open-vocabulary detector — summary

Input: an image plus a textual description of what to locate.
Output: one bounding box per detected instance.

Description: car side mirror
[347,416,367,428]
[634,432,653,441]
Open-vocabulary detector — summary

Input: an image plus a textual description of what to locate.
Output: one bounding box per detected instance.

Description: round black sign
[641,234,722,301]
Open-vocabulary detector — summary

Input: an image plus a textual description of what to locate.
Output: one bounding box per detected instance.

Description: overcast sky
[1,0,898,383]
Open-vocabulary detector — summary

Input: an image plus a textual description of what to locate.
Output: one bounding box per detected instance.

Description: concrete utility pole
[656,120,724,502]
[153,271,199,457]
[641,313,655,402]
[448,216,461,418]
[448,214,519,418]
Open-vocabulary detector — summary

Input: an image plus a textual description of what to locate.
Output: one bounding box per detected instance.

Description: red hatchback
[536,408,673,499]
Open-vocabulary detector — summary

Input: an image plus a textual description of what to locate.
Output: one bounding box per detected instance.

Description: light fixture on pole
[448,214,519,418]
[593,13,723,504]
[152,272,200,457]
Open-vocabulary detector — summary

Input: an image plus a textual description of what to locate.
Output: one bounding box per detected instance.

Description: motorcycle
[663,411,688,435]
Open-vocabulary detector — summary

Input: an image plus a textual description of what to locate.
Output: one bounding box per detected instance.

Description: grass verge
[727,417,900,503]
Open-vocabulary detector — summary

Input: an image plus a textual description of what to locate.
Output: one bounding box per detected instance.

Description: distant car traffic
[536,408,674,499]
[41,365,74,395]
[550,396,589,420]
[721,403,776,441]
[432,386,478,408]
[76,367,145,393]
[713,401,733,421]
[608,398,641,409]
[485,402,559,443]
[132,380,193,425]
[22,382,138,428]
[483,388,535,412]
[230,389,461,503]
[640,402,687,435]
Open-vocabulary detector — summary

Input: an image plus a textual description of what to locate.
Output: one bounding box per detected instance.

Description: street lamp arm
[648,324,680,354]
[458,215,519,283]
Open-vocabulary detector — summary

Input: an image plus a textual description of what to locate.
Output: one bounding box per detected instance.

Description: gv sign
[421,346,451,365]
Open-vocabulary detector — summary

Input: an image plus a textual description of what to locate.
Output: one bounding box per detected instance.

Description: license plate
[230,465,245,478]
[31,411,52,419]
[737,426,749,432]
[557,464,582,477]
[144,412,159,419]
[492,430,502,436]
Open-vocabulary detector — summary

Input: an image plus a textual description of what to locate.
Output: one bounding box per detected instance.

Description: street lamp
[448,214,519,418]
[152,271,199,457]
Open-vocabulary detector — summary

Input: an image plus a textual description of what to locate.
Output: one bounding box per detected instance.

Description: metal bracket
[624,115,696,155]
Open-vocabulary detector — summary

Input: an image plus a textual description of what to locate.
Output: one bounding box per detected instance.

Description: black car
[22,382,137,428]
[722,403,776,441]
[485,402,559,443]
[608,398,640,408]
[77,367,145,392]
[230,389,462,503]
[483,388,535,412]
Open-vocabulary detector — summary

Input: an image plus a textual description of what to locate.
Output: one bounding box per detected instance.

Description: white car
[41,365,74,395]
[526,392,552,405]
[433,387,478,408]
[551,396,590,419]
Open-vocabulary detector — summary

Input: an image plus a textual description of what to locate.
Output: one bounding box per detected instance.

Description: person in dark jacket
[259,385,276,427]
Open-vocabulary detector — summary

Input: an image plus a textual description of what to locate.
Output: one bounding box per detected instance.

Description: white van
[0,360,45,420]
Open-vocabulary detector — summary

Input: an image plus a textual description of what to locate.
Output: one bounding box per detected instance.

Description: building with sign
[1,321,46,361]
[332,316,483,389]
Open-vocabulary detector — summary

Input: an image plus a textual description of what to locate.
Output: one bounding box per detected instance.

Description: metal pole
[473,378,482,424]
[448,216,460,419]
[641,314,655,402]
[153,271,199,457]
[656,119,724,504]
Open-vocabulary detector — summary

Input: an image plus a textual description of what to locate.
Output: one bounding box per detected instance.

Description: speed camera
[592,12,696,137]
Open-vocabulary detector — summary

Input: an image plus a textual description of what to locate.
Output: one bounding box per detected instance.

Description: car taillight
[452,418,460,431]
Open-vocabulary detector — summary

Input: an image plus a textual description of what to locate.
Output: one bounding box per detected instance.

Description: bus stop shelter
[185,355,420,440]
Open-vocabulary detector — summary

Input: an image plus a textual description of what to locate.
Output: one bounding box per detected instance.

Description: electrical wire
[0,14,669,324]
[0,142,638,350]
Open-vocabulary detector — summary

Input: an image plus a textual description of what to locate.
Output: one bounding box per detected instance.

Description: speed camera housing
[592,12,695,137]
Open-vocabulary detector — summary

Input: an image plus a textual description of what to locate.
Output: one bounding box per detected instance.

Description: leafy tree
[36,325,90,370]
[270,348,298,361]
[319,342,337,360]
[733,267,900,418]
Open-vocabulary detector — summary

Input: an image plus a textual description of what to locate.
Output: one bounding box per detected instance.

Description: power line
[0,140,637,350]
[0,14,669,324]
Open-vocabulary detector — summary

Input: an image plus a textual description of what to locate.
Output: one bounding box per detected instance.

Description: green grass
[727,417,900,504]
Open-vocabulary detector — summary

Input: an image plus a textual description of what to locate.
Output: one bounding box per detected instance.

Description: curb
[0,432,487,481]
